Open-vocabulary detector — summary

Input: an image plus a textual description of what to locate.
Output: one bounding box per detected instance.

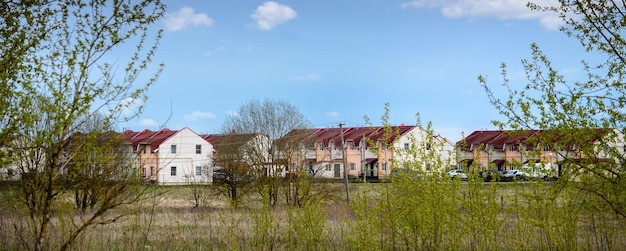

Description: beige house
[457,129,625,177]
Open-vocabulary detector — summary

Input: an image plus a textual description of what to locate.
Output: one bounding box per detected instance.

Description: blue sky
[118,0,593,142]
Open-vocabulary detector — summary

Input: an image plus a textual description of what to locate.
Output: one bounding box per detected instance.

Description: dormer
[317,141,325,151]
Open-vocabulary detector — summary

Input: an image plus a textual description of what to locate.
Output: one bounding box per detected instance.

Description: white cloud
[251,1,297,30]
[290,73,321,82]
[184,111,217,121]
[137,118,158,127]
[165,7,213,32]
[326,111,340,117]
[401,0,563,30]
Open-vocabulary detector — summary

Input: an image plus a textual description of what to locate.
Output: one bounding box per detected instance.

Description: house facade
[457,129,625,177]
[121,128,213,185]
[280,125,456,179]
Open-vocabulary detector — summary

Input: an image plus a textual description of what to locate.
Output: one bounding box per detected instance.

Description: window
[543,145,550,152]
[325,164,331,171]
[509,144,515,152]
[142,168,146,178]
[142,145,146,154]
[195,166,202,176]
[382,144,387,151]
[319,143,325,151]
[171,144,177,154]
[171,166,177,176]
[150,166,155,177]
[404,143,410,150]
[382,163,388,171]
[350,163,356,170]
[196,144,202,154]
[350,143,355,150]
[426,143,431,150]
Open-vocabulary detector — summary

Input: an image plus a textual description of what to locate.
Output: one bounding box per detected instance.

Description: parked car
[447,169,468,179]
[503,169,524,180]
[521,164,550,180]
[480,170,501,182]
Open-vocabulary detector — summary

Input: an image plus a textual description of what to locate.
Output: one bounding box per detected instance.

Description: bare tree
[277,129,342,207]
[62,114,142,213]
[222,99,311,207]
[207,133,259,207]
[184,169,209,209]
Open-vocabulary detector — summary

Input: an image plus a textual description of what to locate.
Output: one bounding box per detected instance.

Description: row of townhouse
[279,125,457,179]
[117,125,457,184]
[4,124,620,184]
[457,129,626,177]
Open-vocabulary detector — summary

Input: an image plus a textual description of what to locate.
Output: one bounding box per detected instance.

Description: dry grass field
[1,180,625,250]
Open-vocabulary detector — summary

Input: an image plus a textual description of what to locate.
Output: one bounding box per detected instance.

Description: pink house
[281,125,455,179]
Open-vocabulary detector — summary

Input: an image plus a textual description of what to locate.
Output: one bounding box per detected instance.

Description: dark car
[480,170,501,182]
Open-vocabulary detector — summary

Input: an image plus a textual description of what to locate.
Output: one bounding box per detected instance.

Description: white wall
[393,127,457,172]
[158,128,214,184]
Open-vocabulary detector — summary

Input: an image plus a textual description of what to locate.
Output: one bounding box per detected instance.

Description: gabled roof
[120,128,186,152]
[201,133,259,151]
[458,128,614,151]
[65,131,122,151]
[281,125,418,148]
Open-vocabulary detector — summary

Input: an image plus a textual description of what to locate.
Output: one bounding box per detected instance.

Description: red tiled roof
[120,128,179,152]
[458,128,613,151]
[281,125,418,148]
[200,133,259,149]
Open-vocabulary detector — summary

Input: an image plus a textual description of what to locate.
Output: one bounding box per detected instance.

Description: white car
[503,169,524,179]
[447,169,468,179]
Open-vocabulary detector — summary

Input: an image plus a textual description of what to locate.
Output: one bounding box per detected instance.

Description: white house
[121,128,213,185]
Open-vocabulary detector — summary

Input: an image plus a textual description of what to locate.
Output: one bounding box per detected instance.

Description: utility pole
[361,134,366,184]
[339,123,350,204]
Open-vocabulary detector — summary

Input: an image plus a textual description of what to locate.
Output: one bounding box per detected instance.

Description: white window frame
[171,166,177,176]
[171,144,177,154]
